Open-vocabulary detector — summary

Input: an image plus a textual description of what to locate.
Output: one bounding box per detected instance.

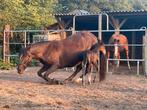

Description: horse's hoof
[88,81,92,85]
[52,79,63,85]
[63,80,68,84]
[58,81,64,85]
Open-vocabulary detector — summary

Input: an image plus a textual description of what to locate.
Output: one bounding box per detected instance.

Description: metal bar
[7,28,147,33]
[6,42,144,46]
[106,59,109,73]
[73,15,76,34]
[5,54,18,57]
[102,13,109,30]
[137,61,140,75]
[105,44,145,46]
[108,58,144,62]
[98,14,102,40]
[7,43,28,45]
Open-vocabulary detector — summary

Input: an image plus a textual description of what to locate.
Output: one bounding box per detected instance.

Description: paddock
[0,67,147,110]
[0,10,147,110]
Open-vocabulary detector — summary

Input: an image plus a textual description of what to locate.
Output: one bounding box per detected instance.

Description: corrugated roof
[53,10,147,16]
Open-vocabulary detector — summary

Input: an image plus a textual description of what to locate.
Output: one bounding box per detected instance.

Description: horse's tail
[99,52,106,81]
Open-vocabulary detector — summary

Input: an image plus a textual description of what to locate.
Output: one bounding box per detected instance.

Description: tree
[129,0,147,10]
[0,0,58,30]
[57,0,133,13]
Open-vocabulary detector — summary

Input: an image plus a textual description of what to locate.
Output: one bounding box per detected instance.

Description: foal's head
[91,40,106,55]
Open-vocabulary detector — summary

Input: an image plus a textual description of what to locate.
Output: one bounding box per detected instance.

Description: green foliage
[0,59,14,70]
[0,0,58,30]
[0,0,147,31]
[57,0,133,13]
[57,0,147,13]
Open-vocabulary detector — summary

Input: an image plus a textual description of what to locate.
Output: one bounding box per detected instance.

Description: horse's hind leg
[63,63,82,83]
[125,49,131,70]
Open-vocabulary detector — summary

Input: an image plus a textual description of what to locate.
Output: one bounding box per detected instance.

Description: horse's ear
[119,19,127,28]
[55,17,65,29]
[110,16,117,29]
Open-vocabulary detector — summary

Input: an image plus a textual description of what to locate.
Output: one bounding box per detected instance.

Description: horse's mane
[19,46,30,58]
[19,41,51,57]
[90,39,104,50]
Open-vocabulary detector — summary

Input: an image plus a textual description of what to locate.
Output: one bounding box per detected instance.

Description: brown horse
[107,33,131,69]
[76,41,106,85]
[17,31,106,84]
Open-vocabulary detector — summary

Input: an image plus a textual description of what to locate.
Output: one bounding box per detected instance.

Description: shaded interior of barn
[55,11,147,61]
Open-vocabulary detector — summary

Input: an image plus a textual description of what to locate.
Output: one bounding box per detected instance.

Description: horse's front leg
[116,53,120,68]
[37,65,49,78]
[63,63,82,83]
[43,64,61,84]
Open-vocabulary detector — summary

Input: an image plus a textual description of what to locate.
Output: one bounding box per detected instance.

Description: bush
[0,59,14,70]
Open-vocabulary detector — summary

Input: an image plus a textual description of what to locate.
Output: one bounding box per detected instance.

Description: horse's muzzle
[17,65,24,75]
[18,71,24,75]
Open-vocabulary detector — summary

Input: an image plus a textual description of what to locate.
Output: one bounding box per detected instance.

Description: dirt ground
[0,67,147,110]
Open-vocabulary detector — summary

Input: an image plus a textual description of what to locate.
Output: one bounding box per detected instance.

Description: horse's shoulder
[119,34,128,41]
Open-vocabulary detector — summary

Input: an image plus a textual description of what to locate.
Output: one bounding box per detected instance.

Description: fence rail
[106,58,144,75]
[2,29,147,76]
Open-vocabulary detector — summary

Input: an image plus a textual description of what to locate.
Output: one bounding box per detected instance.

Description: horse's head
[95,40,106,55]
[17,48,32,74]
[113,38,120,59]
[98,42,106,55]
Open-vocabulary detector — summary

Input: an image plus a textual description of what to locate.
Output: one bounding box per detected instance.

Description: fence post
[24,31,27,47]
[3,25,11,63]
[143,29,147,76]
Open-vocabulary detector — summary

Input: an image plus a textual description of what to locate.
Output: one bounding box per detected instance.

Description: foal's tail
[99,52,107,81]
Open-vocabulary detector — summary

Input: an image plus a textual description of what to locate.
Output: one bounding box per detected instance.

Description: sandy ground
[0,67,147,110]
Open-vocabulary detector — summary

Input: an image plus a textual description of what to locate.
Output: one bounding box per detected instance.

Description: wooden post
[143,29,147,76]
[3,25,11,63]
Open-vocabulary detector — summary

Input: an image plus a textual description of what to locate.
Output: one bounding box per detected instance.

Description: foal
[81,42,106,85]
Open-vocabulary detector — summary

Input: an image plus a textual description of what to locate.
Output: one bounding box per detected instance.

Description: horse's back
[119,34,128,44]
[60,31,97,51]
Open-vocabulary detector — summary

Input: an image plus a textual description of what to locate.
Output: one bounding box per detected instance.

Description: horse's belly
[59,53,83,68]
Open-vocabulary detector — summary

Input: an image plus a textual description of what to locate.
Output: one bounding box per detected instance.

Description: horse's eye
[114,39,117,42]
[114,39,119,43]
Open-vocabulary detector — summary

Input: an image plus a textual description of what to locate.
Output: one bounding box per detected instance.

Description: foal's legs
[63,63,82,83]
[93,62,99,83]
[87,65,93,85]
[82,63,92,85]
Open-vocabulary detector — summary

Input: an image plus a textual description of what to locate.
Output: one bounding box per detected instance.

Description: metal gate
[3,28,147,76]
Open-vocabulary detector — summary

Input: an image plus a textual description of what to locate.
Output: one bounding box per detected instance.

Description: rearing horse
[17,31,106,84]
